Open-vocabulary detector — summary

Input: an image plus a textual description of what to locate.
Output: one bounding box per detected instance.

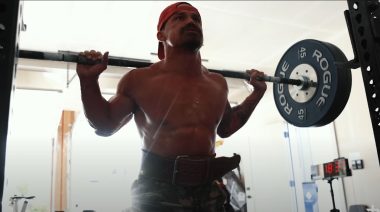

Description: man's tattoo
[233,104,254,127]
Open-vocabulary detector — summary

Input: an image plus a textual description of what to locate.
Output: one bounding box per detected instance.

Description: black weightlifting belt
[139,150,241,186]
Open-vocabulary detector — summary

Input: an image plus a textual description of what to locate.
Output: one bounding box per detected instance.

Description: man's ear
[157,31,166,42]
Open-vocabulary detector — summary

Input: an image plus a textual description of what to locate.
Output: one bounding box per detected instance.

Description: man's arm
[217,69,267,138]
[77,51,136,136]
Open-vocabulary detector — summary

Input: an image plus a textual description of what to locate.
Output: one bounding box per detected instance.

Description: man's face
[162,4,203,52]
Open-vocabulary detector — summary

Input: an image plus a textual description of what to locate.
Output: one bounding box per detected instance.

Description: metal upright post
[345,0,380,164]
[327,178,340,212]
[0,0,22,209]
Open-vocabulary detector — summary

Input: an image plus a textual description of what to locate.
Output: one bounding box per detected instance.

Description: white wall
[335,68,380,209]
[287,124,348,212]
[69,109,143,212]
[3,89,63,212]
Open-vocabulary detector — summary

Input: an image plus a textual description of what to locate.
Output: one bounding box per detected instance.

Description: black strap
[139,150,241,186]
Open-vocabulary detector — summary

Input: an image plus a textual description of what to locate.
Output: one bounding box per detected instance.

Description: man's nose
[184,15,198,26]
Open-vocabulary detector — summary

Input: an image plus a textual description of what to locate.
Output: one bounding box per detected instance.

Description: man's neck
[163,50,202,75]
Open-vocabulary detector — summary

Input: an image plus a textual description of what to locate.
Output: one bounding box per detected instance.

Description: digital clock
[323,158,352,179]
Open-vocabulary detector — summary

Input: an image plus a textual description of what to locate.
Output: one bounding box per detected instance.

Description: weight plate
[273,39,352,127]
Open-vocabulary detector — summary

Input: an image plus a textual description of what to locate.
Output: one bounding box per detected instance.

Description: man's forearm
[218,91,265,138]
[233,91,264,127]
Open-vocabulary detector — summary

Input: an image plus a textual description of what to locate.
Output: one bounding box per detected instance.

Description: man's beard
[182,37,203,52]
[180,23,203,52]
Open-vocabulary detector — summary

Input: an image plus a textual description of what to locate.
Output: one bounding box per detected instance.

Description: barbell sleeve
[229,71,314,87]
[256,76,303,86]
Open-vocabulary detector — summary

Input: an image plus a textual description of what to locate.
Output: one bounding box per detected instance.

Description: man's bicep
[109,93,136,125]
[108,70,138,127]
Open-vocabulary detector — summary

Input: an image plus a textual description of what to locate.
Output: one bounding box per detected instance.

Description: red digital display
[323,158,351,179]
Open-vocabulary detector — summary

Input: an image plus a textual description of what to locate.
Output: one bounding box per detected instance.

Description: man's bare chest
[133,75,228,125]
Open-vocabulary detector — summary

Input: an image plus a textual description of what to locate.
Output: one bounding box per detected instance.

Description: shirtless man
[76,2,266,211]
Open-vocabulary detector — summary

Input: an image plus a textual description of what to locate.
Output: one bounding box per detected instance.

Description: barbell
[78,39,353,128]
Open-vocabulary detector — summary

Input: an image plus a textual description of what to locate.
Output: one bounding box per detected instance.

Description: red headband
[157,2,199,60]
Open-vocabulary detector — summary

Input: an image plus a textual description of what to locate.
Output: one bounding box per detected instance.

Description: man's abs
[140,125,216,157]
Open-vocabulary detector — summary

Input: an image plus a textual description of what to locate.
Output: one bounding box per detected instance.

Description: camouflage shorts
[131,176,227,212]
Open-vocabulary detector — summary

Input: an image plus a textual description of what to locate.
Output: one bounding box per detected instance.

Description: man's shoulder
[202,66,227,85]
[124,63,158,79]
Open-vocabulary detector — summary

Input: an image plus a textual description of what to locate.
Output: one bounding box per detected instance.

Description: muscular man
[76,2,267,211]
